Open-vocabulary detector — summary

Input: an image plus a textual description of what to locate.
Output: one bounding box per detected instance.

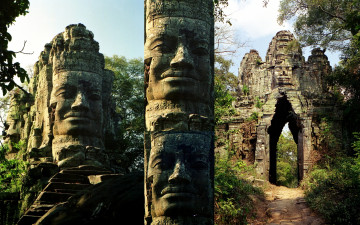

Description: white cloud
[225,0,292,39]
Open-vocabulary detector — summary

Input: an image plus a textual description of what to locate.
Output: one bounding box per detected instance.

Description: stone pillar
[144,0,214,224]
[300,117,313,180]
[255,122,267,177]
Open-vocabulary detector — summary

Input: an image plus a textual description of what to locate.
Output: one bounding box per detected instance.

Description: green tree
[215,55,238,95]
[276,131,298,187]
[0,141,28,192]
[278,0,360,136]
[278,0,358,50]
[214,56,237,123]
[0,0,30,95]
[105,55,143,171]
[213,0,231,25]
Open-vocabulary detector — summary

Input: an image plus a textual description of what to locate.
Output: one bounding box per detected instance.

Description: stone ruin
[217,30,343,184]
[1,24,145,225]
[144,0,214,224]
[4,23,117,169]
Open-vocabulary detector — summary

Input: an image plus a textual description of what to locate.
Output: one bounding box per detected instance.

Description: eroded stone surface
[144,0,214,132]
[219,30,342,183]
[4,24,116,169]
[144,1,214,224]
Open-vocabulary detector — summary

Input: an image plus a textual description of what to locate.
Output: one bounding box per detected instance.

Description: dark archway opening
[268,95,302,185]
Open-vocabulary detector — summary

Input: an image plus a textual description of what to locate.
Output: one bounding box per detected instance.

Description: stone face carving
[5,24,115,169]
[46,24,113,167]
[144,0,214,132]
[4,91,31,151]
[144,17,211,103]
[144,1,214,224]
[51,71,103,137]
[219,30,342,184]
[147,132,212,218]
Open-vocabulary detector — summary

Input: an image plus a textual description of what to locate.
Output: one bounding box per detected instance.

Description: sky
[8,0,144,72]
[222,0,341,74]
[8,0,341,76]
[6,0,343,135]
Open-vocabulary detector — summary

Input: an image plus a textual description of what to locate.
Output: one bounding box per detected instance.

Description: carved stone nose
[168,161,191,184]
[170,43,194,69]
[71,92,89,110]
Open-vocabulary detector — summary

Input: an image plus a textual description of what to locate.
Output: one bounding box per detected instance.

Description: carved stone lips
[161,70,198,81]
[161,186,197,196]
[64,112,93,120]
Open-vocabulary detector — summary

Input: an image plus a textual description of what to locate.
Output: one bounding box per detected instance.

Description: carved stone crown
[48,23,105,75]
[145,0,213,24]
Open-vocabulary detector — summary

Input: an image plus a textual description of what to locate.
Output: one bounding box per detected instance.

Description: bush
[0,141,28,192]
[215,157,263,225]
[242,85,249,96]
[246,112,259,122]
[303,151,360,224]
[276,132,298,187]
[255,97,264,109]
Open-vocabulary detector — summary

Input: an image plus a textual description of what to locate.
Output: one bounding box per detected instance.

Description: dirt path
[251,185,325,225]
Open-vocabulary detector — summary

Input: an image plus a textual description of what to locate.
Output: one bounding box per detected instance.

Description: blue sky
[8,0,144,71]
[223,0,341,74]
[6,0,342,135]
[8,0,341,77]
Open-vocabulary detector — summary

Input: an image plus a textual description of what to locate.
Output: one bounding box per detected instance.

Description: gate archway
[268,96,302,184]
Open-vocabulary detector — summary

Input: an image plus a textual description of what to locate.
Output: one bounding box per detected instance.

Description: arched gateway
[216,31,342,184]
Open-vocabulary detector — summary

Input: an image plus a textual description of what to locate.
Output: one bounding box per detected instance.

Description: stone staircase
[17,165,113,225]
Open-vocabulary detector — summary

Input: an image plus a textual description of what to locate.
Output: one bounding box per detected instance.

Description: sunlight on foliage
[276,131,298,187]
[0,141,28,192]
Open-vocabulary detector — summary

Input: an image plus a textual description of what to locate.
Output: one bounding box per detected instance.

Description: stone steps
[24,204,54,216]
[44,182,90,192]
[17,165,113,225]
[35,191,73,204]
[49,173,90,184]
[17,215,41,225]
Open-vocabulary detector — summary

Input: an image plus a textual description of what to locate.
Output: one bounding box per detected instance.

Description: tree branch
[14,40,33,55]
[318,5,346,22]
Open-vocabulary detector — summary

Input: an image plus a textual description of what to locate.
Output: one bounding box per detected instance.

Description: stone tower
[3,24,122,225]
[144,0,214,224]
[220,31,341,184]
[24,23,115,168]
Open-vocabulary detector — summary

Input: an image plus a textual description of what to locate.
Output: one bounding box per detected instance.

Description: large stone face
[221,30,342,184]
[5,24,115,169]
[144,1,214,224]
[144,0,214,132]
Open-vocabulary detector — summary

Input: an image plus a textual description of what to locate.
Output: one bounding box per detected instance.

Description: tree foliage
[0,0,30,95]
[215,157,262,224]
[213,0,231,25]
[276,131,298,187]
[0,141,28,192]
[278,0,359,50]
[214,55,237,123]
[303,155,360,224]
[278,0,360,136]
[105,55,144,171]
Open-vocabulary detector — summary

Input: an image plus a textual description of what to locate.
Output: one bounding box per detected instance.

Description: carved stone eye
[191,160,207,170]
[192,47,208,56]
[88,93,101,101]
[152,44,173,54]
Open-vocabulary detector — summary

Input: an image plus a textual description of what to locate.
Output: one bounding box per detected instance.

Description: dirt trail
[251,185,325,225]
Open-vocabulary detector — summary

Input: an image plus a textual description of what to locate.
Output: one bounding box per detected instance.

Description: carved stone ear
[49,102,56,110]
[144,57,152,66]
